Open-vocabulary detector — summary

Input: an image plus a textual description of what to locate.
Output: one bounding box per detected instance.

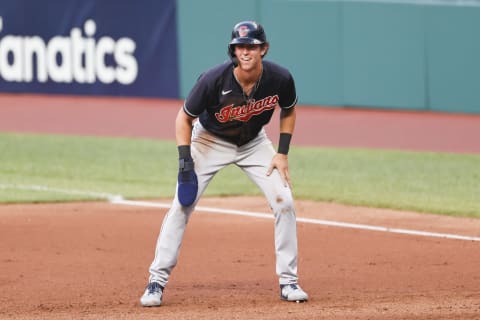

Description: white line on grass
[0,183,123,202]
[2,184,479,242]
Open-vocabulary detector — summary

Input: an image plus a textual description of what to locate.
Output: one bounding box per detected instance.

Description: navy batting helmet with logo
[228,21,268,61]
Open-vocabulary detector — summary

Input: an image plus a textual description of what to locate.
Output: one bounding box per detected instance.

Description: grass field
[1,132,479,218]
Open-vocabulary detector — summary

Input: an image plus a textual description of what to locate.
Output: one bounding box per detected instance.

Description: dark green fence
[177,0,480,114]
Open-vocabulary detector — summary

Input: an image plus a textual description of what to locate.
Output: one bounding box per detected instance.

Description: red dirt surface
[1,200,479,320]
[1,93,479,319]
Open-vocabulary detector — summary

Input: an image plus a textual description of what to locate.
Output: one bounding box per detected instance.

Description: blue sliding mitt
[177,146,198,206]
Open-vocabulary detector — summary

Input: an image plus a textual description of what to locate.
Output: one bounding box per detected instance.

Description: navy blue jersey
[183,60,297,146]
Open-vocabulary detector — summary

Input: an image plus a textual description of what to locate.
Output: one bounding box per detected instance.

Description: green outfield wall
[177,0,480,114]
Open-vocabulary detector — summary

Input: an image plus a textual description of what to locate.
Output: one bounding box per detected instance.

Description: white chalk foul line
[0,183,122,202]
[111,198,480,242]
[1,184,479,242]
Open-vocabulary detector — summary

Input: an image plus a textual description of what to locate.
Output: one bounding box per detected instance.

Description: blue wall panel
[0,0,179,98]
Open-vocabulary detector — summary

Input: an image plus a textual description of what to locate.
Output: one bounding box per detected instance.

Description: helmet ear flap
[261,42,269,58]
[228,44,238,66]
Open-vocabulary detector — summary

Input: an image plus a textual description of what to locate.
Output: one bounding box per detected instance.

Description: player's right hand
[177,157,198,206]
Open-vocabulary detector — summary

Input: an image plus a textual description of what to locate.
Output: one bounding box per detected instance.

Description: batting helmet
[228,21,268,61]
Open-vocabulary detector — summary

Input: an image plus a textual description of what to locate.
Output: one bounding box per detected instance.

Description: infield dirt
[1,198,479,319]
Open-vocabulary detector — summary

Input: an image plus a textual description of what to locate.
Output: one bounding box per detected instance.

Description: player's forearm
[279,107,296,134]
[175,108,194,146]
[278,108,296,155]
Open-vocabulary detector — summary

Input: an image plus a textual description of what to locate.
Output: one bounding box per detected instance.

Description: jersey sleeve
[183,73,213,117]
[279,72,298,110]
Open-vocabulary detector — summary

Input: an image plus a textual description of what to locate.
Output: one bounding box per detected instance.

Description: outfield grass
[1,133,479,218]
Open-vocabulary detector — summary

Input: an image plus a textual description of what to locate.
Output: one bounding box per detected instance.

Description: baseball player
[140,20,308,306]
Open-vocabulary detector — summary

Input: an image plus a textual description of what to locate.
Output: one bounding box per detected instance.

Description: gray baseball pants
[147,121,299,287]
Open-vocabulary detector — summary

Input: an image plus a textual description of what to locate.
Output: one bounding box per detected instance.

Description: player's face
[234,44,266,71]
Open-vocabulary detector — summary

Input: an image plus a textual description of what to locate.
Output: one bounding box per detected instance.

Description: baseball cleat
[280,283,308,302]
[140,282,164,307]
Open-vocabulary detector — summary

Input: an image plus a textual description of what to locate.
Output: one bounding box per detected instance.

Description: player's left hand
[267,153,291,188]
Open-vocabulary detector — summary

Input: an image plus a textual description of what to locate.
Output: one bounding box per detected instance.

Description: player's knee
[271,194,294,215]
